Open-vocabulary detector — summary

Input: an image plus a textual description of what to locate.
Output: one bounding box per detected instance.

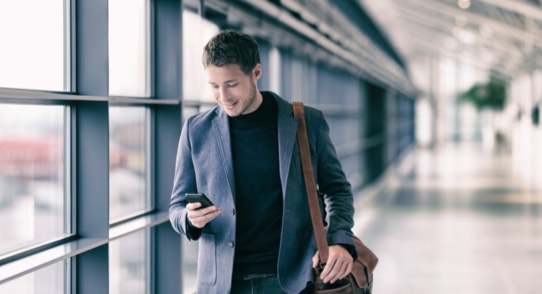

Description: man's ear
[252,64,262,80]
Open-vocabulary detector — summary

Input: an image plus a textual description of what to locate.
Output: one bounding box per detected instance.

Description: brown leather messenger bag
[292,102,378,294]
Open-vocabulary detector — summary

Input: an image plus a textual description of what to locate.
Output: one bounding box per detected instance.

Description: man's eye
[226,83,237,88]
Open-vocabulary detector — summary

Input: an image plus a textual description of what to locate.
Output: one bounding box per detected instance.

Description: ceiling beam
[401,38,512,79]
[398,19,522,76]
[398,11,525,61]
[478,0,542,21]
[397,0,542,44]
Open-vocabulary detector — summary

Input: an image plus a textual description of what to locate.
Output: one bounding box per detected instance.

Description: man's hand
[186,202,221,228]
[312,245,353,284]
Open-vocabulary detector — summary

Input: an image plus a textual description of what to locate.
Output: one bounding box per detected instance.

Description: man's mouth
[225,102,237,109]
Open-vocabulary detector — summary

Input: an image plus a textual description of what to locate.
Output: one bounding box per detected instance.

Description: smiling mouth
[225,102,237,109]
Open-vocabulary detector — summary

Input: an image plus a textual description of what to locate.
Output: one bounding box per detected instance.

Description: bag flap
[350,261,367,288]
[353,236,379,273]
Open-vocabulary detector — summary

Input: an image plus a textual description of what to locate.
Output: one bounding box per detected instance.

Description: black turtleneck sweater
[229,92,283,275]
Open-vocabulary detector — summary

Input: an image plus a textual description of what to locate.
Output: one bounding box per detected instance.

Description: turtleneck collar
[228,92,277,129]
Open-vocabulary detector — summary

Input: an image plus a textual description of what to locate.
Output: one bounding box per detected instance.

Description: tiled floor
[355,143,542,294]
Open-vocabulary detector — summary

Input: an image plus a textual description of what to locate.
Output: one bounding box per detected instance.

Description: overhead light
[458,0,471,9]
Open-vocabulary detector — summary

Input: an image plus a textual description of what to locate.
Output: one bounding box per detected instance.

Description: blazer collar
[211,108,236,199]
[267,92,299,197]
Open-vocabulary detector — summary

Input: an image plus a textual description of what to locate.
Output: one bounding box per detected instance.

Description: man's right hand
[186,203,221,228]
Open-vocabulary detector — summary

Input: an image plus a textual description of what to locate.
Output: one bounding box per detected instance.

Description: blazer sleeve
[169,117,202,240]
[312,110,357,258]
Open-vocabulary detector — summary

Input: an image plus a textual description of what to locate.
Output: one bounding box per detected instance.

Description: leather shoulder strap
[292,102,329,265]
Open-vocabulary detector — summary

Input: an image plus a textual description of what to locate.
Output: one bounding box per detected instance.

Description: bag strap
[292,102,329,266]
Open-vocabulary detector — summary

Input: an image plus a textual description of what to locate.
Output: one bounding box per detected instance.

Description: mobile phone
[185,193,214,209]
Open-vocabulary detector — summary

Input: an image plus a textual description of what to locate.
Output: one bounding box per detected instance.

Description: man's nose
[219,87,230,101]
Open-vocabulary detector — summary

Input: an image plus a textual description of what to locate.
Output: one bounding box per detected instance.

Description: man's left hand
[312,245,353,284]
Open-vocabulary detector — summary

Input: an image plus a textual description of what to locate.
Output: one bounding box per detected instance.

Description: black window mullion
[154,0,182,293]
[74,0,110,292]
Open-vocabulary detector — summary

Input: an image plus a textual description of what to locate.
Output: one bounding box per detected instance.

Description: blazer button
[228,241,234,248]
[232,209,236,215]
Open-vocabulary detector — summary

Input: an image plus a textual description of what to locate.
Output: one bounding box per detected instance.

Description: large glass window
[0,1,68,91]
[182,9,219,102]
[0,104,69,256]
[109,230,150,294]
[0,259,69,293]
[182,239,198,294]
[109,107,150,222]
[109,0,150,97]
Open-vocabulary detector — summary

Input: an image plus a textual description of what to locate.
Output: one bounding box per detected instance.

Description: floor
[355,143,542,294]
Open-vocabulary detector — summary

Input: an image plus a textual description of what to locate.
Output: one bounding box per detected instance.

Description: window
[0,104,69,256]
[109,107,150,222]
[109,230,150,294]
[109,0,150,97]
[0,1,68,91]
[182,9,219,102]
[1,0,184,291]
[0,259,69,293]
[182,239,198,294]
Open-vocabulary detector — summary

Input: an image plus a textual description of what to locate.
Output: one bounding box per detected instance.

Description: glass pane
[182,105,200,123]
[109,107,149,222]
[0,104,68,256]
[182,238,198,294]
[0,259,68,293]
[182,9,219,102]
[0,1,67,91]
[110,230,149,294]
[109,0,150,97]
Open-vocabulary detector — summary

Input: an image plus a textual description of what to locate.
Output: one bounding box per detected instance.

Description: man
[170,29,356,293]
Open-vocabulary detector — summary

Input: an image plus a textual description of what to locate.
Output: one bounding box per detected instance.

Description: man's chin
[224,109,240,117]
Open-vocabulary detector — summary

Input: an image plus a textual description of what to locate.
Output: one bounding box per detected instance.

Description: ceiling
[201,0,419,95]
[359,0,542,80]
[197,0,542,96]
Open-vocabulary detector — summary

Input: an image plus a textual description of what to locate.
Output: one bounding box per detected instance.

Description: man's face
[206,63,262,117]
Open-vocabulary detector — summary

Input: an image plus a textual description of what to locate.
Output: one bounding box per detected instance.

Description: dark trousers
[231,274,314,294]
[231,275,286,294]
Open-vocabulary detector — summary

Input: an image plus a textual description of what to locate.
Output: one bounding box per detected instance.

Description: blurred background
[0,0,541,293]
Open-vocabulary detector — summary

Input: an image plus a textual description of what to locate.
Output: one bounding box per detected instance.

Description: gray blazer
[169,92,355,294]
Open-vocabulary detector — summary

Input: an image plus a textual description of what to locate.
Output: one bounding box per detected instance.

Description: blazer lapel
[275,95,299,197]
[212,108,236,200]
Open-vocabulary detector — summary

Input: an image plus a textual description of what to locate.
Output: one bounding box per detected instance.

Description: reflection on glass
[182,106,200,124]
[182,9,219,101]
[109,0,150,97]
[110,230,149,294]
[0,104,67,256]
[182,238,198,294]
[109,107,149,222]
[0,259,67,293]
[0,1,66,91]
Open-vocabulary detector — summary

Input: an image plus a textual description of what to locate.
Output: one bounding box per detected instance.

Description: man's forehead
[206,64,247,79]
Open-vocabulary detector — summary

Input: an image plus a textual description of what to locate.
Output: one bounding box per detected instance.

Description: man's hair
[202,29,260,75]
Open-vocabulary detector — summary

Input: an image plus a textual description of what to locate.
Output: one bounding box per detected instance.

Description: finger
[312,252,319,268]
[330,259,350,284]
[341,260,353,279]
[188,205,219,219]
[192,207,220,221]
[190,209,220,228]
[320,256,337,283]
[322,251,352,283]
[189,207,221,228]
[186,202,202,211]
